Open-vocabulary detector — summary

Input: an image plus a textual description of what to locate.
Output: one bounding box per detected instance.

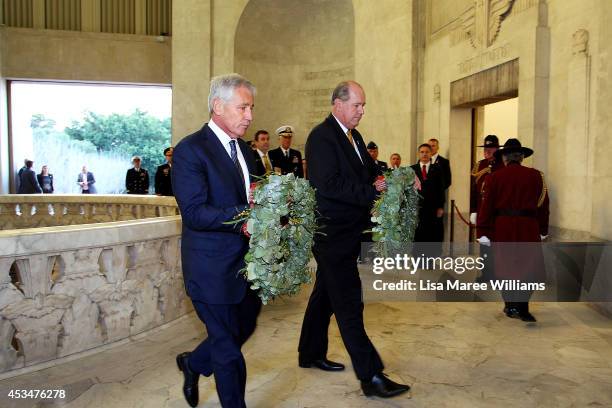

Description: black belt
[495,209,537,217]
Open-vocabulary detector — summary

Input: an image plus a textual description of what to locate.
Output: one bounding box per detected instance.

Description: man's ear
[212,98,224,115]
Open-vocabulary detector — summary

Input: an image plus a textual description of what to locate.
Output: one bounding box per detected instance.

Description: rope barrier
[452,201,474,227]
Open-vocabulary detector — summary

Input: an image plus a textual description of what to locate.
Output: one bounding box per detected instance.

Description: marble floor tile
[0,287,611,408]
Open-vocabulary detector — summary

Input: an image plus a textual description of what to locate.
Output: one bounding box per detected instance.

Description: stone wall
[234,0,355,151]
[0,195,190,377]
[419,0,611,242]
[0,27,171,84]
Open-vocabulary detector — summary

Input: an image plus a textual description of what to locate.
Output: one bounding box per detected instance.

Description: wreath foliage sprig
[370,167,420,257]
[232,174,316,304]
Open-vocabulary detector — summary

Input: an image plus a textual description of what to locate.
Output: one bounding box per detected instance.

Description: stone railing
[0,195,191,377]
[0,194,179,229]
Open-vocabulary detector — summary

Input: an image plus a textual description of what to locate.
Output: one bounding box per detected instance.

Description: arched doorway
[234,0,354,150]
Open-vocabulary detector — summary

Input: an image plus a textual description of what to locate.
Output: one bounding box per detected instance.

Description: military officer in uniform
[477,139,550,322]
[268,125,304,178]
[366,141,388,174]
[126,156,150,194]
[470,135,504,228]
[155,147,173,196]
[470,135,504,283]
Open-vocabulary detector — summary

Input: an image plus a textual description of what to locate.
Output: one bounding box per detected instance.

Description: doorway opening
[8,81,171,194]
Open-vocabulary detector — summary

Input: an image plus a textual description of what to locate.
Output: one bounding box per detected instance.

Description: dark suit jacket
[172,123,255,304]
[306,114,377,239]
[18,168,42,194]
[77,172,97,193]
[251,149,275,178]
[410,163,445,218]
[268,147,304,178]
[432,154,451,189]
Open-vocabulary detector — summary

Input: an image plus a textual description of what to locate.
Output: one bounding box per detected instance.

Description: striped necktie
[347,129,353,145]
[229,140,245,183]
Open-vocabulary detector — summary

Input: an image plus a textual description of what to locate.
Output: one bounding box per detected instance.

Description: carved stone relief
[572,29,589,56]
[460,0,515,49]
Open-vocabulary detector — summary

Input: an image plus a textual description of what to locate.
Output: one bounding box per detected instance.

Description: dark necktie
[421,164,427,180]
[230,140,245,183]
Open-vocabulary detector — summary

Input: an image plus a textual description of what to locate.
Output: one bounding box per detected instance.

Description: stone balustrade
[0,194,179,230]
[0,195,191,376]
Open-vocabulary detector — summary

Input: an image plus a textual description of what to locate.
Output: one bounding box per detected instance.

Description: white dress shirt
[208,119,250,198]
[332,114,363,163]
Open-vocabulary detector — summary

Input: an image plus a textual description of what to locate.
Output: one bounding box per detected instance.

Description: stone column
[135,0,147,35]
[0,29,9,194]
[353,0,416,162]
[171,0,212,144]
[81,0,101,32]
[560,29,592,235]
[32,0,45,29]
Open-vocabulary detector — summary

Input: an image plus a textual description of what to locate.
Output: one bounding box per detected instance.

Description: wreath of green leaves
[234,174,316,304]
[370,167,420,257]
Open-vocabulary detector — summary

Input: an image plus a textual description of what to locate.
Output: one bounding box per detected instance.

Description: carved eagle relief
[460,0,515,48]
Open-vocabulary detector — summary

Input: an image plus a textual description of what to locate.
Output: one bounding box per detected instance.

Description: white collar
[209,118,235,146]
[431,153,439,163]
[332,114,349,135]
[257,149,267,158]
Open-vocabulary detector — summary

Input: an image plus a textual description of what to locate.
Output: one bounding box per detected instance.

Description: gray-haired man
[172,73,260,408]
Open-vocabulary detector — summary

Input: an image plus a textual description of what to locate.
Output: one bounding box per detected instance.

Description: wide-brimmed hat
[494,138,533,159]
[477,134,500,148]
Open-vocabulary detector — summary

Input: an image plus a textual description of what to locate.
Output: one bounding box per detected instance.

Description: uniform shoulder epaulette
[537,170,547,208]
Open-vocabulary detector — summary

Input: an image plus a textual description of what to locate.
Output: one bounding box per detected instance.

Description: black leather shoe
[299,358,345,371]
[504,306,521,319]
[361,373,410,398]
[519,311,537,322]
[176,352,199,407]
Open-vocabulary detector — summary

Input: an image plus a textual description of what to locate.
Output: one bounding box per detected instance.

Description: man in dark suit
[298,80,410,399]
[366,141,388,174]
[410,143,445,249]
[268,125,304,177]
[251,129,274,177]
[155,147,173,196]
[17,160,42,194]
[125,156,149,194]
[428,138,451,190]
[172,74,261,408]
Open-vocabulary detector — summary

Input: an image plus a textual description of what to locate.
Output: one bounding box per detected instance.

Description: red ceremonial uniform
[477,162,550,281]
[471,158,504,237]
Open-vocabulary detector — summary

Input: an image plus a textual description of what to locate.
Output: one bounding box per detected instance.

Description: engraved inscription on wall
[457,44,511,74]
[298,65,354,134]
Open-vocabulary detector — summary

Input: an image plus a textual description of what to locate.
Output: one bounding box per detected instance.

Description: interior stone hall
[0,1,611,407]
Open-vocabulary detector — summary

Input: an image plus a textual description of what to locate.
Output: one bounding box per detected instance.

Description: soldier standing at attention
[126,156,150,194]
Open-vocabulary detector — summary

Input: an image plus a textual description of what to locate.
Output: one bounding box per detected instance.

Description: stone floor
[1,287,612,408]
